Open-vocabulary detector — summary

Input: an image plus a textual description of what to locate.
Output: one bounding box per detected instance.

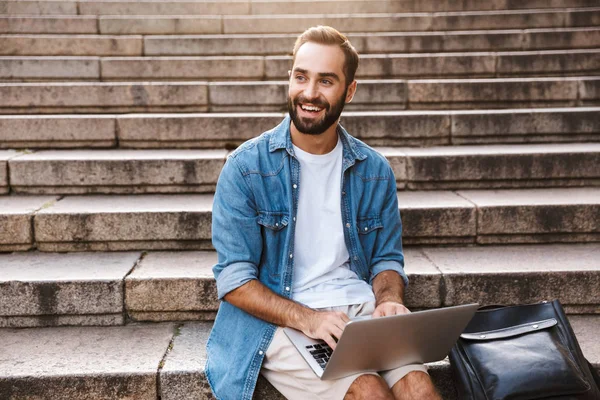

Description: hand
[372,301,411,318]
[301,310,350,350]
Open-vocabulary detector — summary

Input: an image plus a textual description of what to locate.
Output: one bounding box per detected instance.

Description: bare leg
[344,374,395,400]
[391,371,441,400]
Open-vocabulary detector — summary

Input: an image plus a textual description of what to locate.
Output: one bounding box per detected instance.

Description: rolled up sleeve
[212,155,262,300]
[368,164,409,288]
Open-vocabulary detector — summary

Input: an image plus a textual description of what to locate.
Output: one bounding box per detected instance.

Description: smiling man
[207,26,441,400]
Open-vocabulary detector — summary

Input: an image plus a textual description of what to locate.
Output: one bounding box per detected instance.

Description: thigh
[261,327,378,400]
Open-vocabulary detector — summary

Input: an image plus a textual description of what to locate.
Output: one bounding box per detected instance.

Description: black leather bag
[449,300,600,400]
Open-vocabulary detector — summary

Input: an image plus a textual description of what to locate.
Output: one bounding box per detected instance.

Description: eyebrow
[293,67,341,82]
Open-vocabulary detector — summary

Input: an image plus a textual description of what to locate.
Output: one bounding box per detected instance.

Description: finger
[330,325,344,341]
[388,305,401,316]
[332,317,348,332]
[323,334,337,350]
[337,312,351,324]
[381,305,393,317]
[372,307,384,318]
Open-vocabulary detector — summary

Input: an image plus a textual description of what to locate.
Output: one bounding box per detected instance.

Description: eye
[321,79,332,85]
[295,75,306,82]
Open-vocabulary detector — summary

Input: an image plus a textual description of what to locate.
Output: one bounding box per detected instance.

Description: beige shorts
[260,301,428,400]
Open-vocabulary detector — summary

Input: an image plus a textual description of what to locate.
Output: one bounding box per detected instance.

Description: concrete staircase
[1,0,599,399]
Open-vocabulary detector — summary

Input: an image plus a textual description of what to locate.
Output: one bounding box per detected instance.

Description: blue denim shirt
[206,116,408,400]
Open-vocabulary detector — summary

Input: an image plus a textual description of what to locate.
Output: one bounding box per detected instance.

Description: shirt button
[346,223,351,228]
[293,184,298,189]
[342,191,346,195]
[259,351,264,355]
[275,223,279,227]
[285,287,290,291]
[293,217,296,222]
[354,256,358,260]
[364,227,368,231]
[289,253,293,258]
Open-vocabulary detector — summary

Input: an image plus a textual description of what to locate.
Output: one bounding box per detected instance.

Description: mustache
[293,95,330,110]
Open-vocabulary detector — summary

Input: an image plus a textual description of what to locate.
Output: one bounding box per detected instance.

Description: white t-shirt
[291,137,375,308]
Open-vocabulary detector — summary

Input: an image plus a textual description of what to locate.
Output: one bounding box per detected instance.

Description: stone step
[1,77,598,114]
[3,49,599,81]
[0,314,598,399]
[1,188,599,252]
[0,150,13,193]
[4,144,600,195]
[99,245,600,323]
[1,8,599,34]
[0,195,57,252]
[144,28,600,56]
[2,0,598,16]
[0,34,144,56]
[1,245,599,328]
[4,0,600,16]
[2,108,598,149]
[3,28,599,56]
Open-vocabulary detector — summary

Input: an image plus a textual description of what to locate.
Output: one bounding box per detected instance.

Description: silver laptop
[283,303,479,380]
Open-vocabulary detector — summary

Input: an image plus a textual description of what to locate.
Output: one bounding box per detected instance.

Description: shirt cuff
[215,261,259,300]
[369,260,409,288]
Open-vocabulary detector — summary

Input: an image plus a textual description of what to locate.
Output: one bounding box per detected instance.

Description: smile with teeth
[300,104,323,112]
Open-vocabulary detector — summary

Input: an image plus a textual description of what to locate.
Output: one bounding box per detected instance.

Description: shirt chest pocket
[357,215,383,266]
[257,211,289,279]
[257,212,289,231]
[357,216,383,234]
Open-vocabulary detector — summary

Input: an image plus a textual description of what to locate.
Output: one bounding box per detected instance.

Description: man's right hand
[300,310,350,350]
[224,280,350,349]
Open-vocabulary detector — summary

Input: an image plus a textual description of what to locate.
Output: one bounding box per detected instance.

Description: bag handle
[460,318,557,341]
[476,301,551,312]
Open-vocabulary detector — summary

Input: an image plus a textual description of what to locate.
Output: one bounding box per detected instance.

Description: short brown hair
[292,26,359,85]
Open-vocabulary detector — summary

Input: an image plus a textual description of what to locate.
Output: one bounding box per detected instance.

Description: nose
[303,81,319,101]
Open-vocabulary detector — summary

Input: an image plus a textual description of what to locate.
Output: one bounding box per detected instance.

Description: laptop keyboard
[305,341,333,369]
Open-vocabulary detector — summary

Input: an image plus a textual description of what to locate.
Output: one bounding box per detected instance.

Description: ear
[288,70,292,78]
[345,80,357,104]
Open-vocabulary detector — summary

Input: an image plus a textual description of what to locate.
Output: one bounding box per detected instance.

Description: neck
[290,120,339,155]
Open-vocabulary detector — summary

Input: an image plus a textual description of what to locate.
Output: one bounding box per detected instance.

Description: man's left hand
[372,301,411,318]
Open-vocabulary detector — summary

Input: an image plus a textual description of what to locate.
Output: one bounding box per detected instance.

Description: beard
[287,87,348,135]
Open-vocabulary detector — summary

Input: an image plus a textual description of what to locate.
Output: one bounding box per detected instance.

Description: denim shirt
[206,116,408,400]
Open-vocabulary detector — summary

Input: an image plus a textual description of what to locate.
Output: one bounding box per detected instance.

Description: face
[288,42,356,135]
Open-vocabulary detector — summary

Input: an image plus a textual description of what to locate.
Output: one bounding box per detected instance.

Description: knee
[345,374,393,400]
[395,371,439,398]
[402,371,429,384]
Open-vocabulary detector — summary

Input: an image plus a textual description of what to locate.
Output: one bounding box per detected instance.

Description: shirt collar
[269,114,367,163]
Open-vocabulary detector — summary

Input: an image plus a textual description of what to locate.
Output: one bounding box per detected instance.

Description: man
[207,26,441,400]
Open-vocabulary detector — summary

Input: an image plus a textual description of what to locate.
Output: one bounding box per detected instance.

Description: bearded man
[207,26,442,400]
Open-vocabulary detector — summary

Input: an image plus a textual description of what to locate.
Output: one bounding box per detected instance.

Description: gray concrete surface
[0,16,98,34]
[459,188,600,244]
[142,28,600,56]
[0,34,143,56]
[0,82,209,114]
[0,150,16,193]
[34,195,214,251]
[126,251,219,318]
[397,191,477,244]
[401,143,600,189]
[450,107,600,144]
[0,323,175,399]
[9,149,227,194]
[0,195,57,251]
[0,115,116,148]
[422,244,600,308]
[0,56,100,80]
[0,252,140,327]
